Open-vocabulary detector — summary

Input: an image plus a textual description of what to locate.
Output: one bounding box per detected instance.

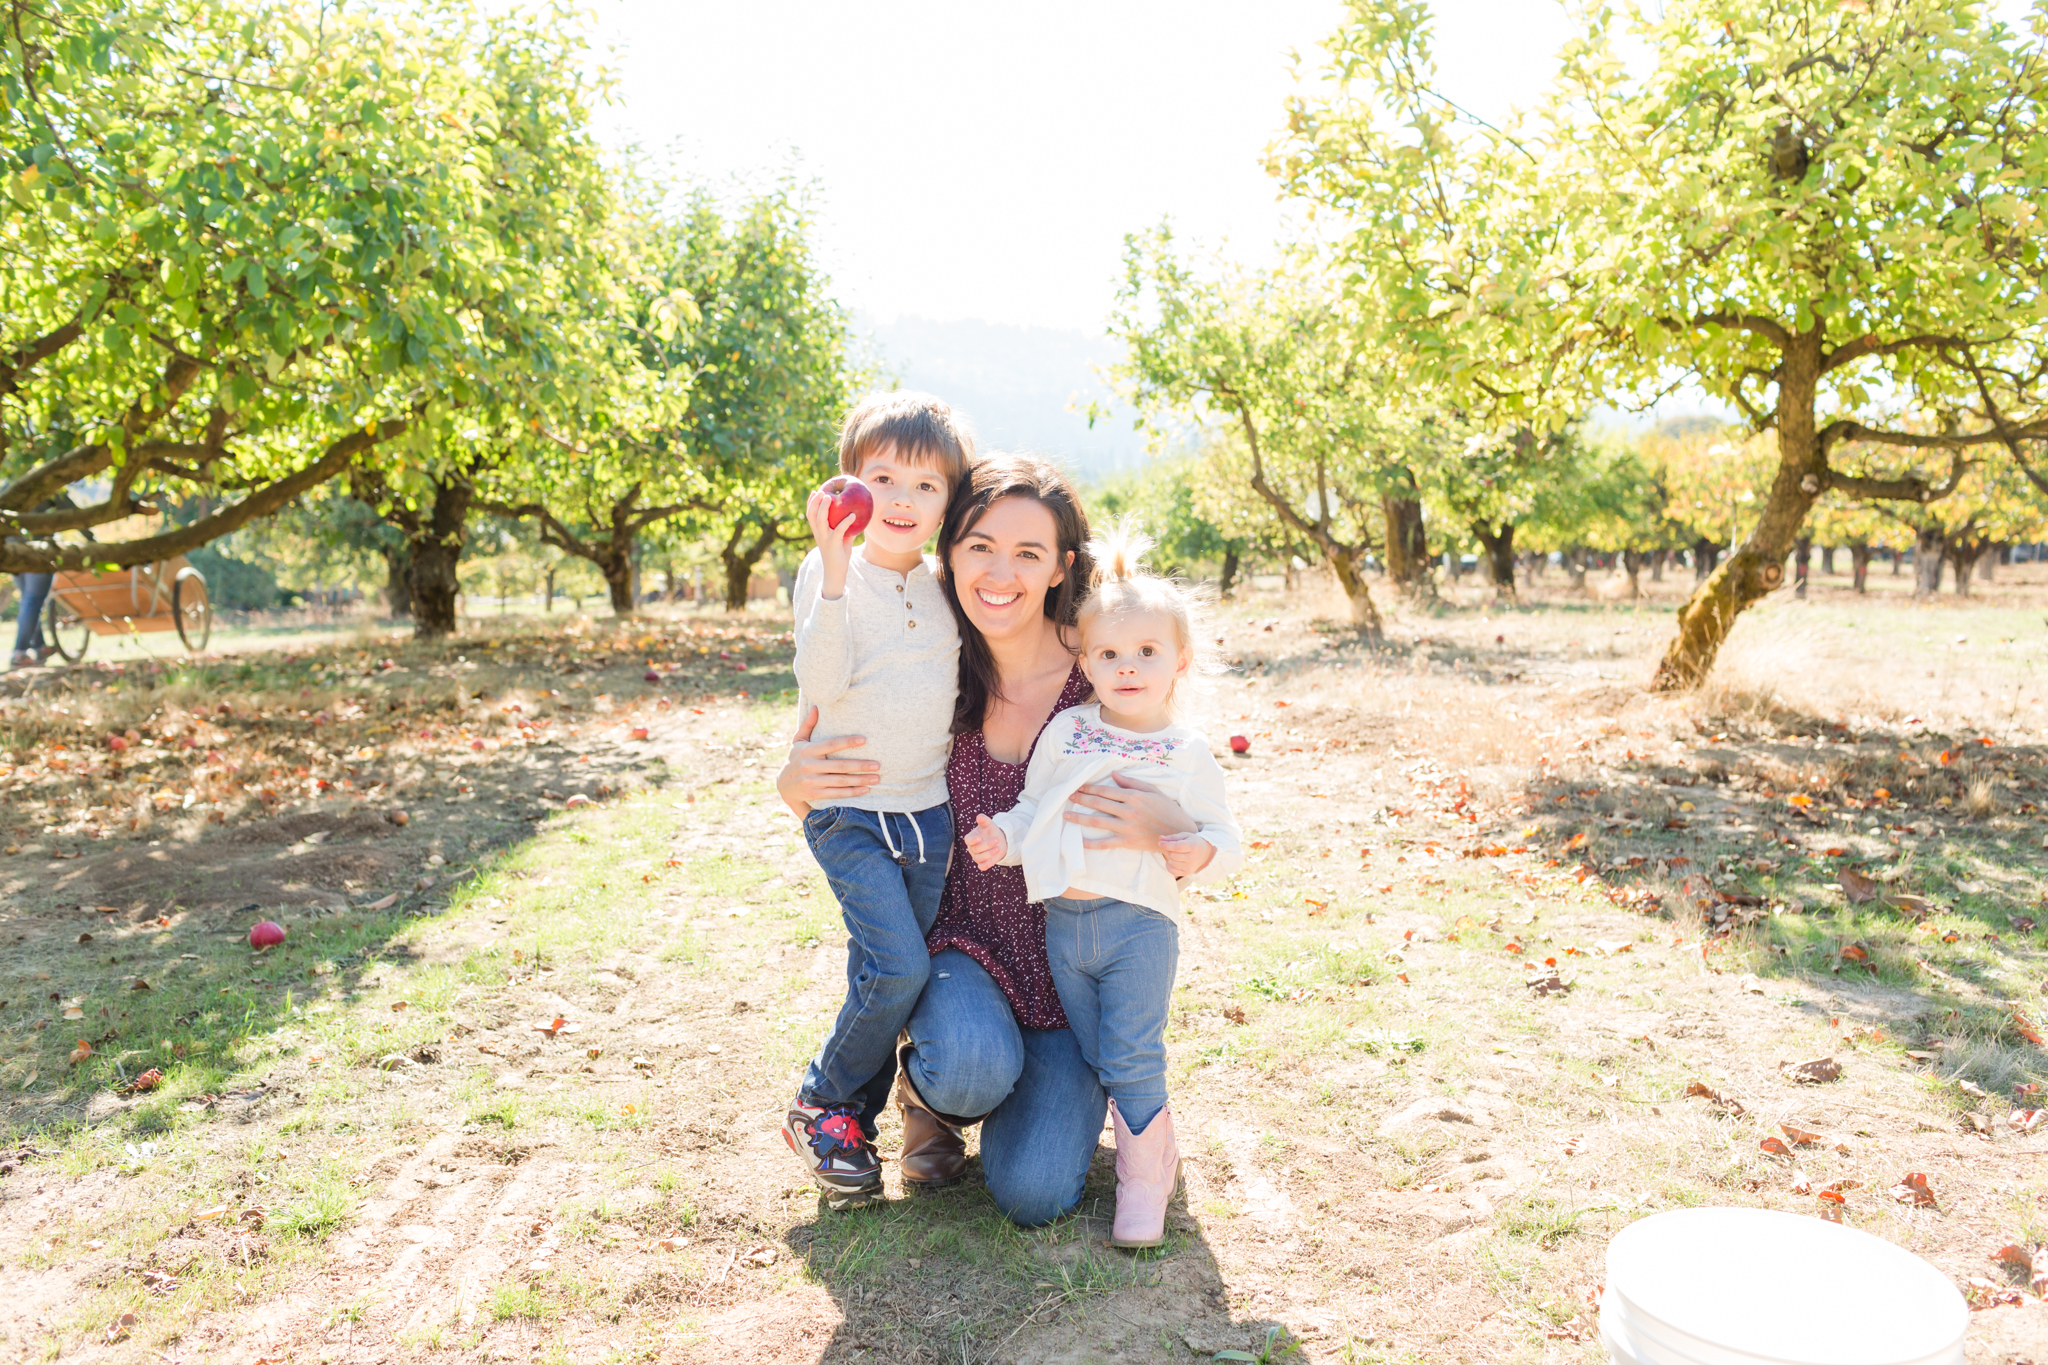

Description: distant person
[10,571,53,668]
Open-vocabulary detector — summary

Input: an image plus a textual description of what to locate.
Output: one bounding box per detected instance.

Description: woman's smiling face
[948,495,1070,642]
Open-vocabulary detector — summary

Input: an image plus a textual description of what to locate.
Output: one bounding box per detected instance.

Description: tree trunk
[1650,549,1666,582]
[1946,538,1985,596]
[1471,521,1517,602]
[1218,547,1241,598]
[380,546,411,619]
[1690,537,1721,582]
[544,565,556,613]
[1622,549,1647,600]
[405,475,474,639]
[1652,330,1828,691]
[1819,545,1836,575]
[1848,541,1870,594]
[1793,534,1812,599]
[1381,493,1432,597]
[605,556,636,613]
[1567,546,1588,591]
[1913,528,1946,597]
[1326,548,1384,638]
[720,517,780,612]
[1978,546,1999,581]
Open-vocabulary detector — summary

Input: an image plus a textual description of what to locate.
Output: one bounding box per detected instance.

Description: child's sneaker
[781,1099,882,1208]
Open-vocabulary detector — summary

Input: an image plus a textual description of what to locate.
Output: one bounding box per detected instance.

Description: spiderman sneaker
[781,1099,882,1209]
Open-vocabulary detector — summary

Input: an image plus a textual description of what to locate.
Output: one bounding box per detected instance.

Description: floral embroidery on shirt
[1061,712,1183,763]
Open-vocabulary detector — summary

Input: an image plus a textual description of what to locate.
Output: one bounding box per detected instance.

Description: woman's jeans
[799,803,952,1114]
[1043,894,1179,1136]
[899,949,1107,1227]
[12,573,51,655]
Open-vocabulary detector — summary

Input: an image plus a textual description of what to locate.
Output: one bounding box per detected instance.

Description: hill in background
[861,315,1151,480]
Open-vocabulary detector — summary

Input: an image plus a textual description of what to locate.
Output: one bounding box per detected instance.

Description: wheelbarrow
[45,555,212,662]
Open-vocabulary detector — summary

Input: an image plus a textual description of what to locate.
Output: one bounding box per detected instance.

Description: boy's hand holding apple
[805,475,872,600]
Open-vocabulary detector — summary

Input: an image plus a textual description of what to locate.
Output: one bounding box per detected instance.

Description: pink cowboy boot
[1109,1099,1181,1249]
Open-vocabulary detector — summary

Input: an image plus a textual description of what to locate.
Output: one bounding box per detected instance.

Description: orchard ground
[3,561,2048,1365]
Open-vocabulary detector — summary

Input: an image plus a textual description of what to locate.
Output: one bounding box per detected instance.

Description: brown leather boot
[894,1063,968,1188]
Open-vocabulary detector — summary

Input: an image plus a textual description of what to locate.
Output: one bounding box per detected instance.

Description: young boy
[782,391,974,1208]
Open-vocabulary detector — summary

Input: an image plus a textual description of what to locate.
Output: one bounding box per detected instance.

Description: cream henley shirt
[792,545,958,813]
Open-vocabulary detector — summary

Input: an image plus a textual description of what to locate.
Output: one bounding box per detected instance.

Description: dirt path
[4,590,2048,1363]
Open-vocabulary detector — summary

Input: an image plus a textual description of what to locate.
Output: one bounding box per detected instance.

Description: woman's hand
[775,706,878,817]
[1063,771,1202,859]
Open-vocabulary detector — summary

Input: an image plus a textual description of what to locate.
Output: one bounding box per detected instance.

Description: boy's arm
[1172,747,1244,886]
[791,551,854,705]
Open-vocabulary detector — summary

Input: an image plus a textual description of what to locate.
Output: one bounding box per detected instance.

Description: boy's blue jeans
[799,803,952,1114]
[1043,894,1179,1135]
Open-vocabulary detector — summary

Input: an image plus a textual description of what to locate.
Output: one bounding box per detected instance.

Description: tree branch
[0,418,413,573]
[1826,449,1968,504]
[1821,331,1965,375]
[0,315,85,398]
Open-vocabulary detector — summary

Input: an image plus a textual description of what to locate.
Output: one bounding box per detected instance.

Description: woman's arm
[1061,771,1214,872]
[775,706,880,817]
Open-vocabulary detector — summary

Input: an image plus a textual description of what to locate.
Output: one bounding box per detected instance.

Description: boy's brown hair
[838,391,976,490]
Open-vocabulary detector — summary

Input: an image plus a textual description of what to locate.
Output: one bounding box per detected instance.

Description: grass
[3,580,2046,1361]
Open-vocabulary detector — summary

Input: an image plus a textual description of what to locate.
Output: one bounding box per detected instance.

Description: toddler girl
[962,524,1241,1247]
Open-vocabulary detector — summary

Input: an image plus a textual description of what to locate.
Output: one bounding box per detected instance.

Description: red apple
[818,475,874,537]
[249,921,286,950]
[1229,735,1251,755]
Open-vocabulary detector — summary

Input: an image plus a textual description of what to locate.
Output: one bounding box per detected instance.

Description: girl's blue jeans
[1041,894,1178,1135]
[798,803,952,1114]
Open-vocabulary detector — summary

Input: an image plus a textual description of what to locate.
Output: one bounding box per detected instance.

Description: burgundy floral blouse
[927,664,1093,1030]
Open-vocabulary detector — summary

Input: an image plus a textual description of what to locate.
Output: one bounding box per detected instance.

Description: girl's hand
[1063,770,1197,850]
[962,814,1007,871]
[775,705,878,816]
[1158,832,1216,878]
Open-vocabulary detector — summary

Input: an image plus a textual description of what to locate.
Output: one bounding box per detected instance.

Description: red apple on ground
[249,921,286,950]
[1229,735,1251,755]
[818,475,873,537]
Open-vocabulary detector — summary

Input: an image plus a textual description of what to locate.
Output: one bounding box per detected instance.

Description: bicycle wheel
[173,570,212,652]
[45,593,91,663]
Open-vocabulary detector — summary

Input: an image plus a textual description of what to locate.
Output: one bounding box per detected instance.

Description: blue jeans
[12,573,51,655]
[901,950,1108,1226]
[1044,895,1179,1136]
[800,803,952,1113]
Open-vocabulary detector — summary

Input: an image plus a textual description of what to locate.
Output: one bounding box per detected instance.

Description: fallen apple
[1228,735,1251,754]
[818,475,874,538]
[248,921,287,950]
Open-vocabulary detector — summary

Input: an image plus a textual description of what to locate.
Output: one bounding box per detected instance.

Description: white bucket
[1602,1208,1967,1365]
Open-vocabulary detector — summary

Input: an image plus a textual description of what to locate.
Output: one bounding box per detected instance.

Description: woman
[778,454,1218,1225]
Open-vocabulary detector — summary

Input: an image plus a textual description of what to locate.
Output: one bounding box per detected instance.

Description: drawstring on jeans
[876,811,928,867]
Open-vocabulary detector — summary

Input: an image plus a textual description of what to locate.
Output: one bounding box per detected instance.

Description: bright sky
[585,0,1580,334]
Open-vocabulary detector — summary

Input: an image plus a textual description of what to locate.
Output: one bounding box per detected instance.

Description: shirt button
[896,585,903,592]
[908,620,918,628]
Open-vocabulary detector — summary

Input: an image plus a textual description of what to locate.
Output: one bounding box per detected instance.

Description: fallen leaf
[62,1005,84,1020]
[1555,1134,1583,1155]
[1526,974,1571,996]
[193,1204,227,1221]
[1960,1079,1989,1099]
[1222,1004,1247,1025]
[2008,1109,2047,1133]
[1890,1172,1936,1208]
[1995,1244,2034,1272]
[1780,1123,1824,1146]
[652,1234,688,1251]
[364,892,400,911]
[741,1245,779,1267]
[69,1039,92,1066]
[390,1000,408,1012]
[1759,1137,1792,1156]
[534,1017,581,1037]
[1790,1169,1812,1194]
[105,1312,136,1345]
[1780,1057,1842,1085]
[1564,832,1588,852]
[1737,974,1763,995]
[1819,1178,1862,1193]
[2013,1010,2045,1046]
[1837,867,1884,903]
[1838,942,1871,962]
[1683,1080,1747,1116]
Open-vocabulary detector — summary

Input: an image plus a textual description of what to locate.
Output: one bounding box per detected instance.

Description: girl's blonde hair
[1074,519,1224,716]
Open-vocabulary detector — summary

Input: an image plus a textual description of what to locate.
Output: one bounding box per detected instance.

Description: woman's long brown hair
[936,454,1094,736]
